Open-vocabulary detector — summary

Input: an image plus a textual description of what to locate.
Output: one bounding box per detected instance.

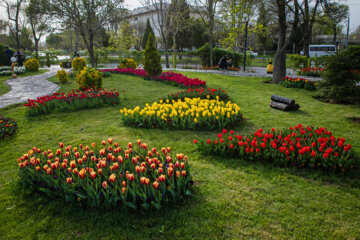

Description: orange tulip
[153,181,159,189]
[46,168,52,175]
[79,169,86,179]
[181,170,186,177]
[98,168,102,175]
[145,178,150,185]
[70,160,76,169]
[140,177,146,184]
[167,167,174,176]
[122,180,127,187]
[176,170,180,177]
[90,171,96,179]
[128,173,134,181]
[135,166,140,173]
[66,177,72,184]
[109,173,116,183]
[108,138,113,144]
[35,166,41,172]
[121,187,126,194]
[102,181,108,189]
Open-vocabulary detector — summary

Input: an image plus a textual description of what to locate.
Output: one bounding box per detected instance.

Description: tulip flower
[153,181,159,189]
[102,181,108,189]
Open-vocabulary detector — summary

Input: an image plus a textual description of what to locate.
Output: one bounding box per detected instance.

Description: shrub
[118,58,138,69]
[17,139,192,210]
[120,97,242,130]
[143,32,162,77]
[56,69,69,83]
[162,88,229,102]
[24,58,40,71]
[24,88,120,116]
[72,57,87,71]
[288,54,309,68]
[0,44,7,66]
[196,43,243,67]
[280,76,317,91]
[194,124,358,173]
[0,115,17,139]
[75,67,103,89]
[319,52,360,103]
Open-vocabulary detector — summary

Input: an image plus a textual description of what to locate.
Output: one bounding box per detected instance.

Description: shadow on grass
[200,153,360,189]
[287,109,311,116]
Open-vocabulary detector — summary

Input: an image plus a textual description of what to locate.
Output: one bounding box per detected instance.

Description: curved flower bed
[17,139,192,210]
[24,88,120,116]
[194,124,358,173]
[99,68,206,87]
[120,97,242,130]
[0,115,18,139]
[162,88,229,102]
[280,76,317,91]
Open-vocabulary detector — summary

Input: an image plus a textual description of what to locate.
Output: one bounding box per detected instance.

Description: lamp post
[243,14,250,72]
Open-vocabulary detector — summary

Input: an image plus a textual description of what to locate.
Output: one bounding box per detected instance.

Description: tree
[48,0,124,66]
[0,0,26,49]
[140,0,171,68]
[141,19,155,50]
[272,0,299,84]
[192,0,220,67]
[322,1,349,44]
[256,0,274,53]
[297,0,321,57]
[167,0,189,67]
[143,32,162,77]
[25,0,52,55]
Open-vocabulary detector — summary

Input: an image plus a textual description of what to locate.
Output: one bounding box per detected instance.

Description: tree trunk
[208,1,214,67]
[333,24,337,44]
[272,0,287,84]
[87,31,96,67]
[34,38,39,55]
[173,32,177,68]
[164,43,170,68]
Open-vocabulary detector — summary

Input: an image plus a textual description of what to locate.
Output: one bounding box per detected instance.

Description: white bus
[308,45,336,58]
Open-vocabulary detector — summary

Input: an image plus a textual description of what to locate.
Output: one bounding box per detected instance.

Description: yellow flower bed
[120,97,242,130]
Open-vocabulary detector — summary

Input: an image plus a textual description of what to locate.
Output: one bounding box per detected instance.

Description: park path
[0,67,59,108]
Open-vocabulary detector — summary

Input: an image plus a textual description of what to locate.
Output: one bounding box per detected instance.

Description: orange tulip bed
[17,139,193,210]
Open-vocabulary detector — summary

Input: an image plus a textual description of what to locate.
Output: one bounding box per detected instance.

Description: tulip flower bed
[17,139,192,210]
[161,87,229,102]
[120,97,242,130]
[297,67,324,77]
[99,68,206,88]
[194,124,358,173]
[24,88,120,116]
[0,115,18,139]
[280,76,317,91]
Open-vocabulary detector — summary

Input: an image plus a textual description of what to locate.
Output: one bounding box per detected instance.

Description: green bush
[196,43,244,67]
[288,54,309,68]
[143,32,162,77]
[141,19,155,50]
[56,69,69,83]
[118,58,138,69]
[72,57,87,71]
[24,58,40,71]
[319,51,360,103]
[75,67,103,89]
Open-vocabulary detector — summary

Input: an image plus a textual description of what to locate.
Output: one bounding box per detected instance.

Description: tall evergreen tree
[143,32,162,77]
[141,19,155,50]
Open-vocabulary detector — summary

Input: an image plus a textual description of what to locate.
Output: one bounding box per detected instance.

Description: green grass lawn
[0,69,48,96]
[1,72,360,239]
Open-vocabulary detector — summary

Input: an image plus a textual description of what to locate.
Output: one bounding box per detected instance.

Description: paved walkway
[0,67,59,108]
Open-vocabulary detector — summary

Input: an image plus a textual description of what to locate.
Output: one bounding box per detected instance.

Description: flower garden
[279,76,317,91]
[1,66,360,239]
[0,115,17,139]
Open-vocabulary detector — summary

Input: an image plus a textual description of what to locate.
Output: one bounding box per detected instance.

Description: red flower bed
[298,67,325,77]
[24,88,120,116]
[99,68,206,87]
[194,124,358,173]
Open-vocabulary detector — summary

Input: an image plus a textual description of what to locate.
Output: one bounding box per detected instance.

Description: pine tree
[141,19,155,50]
[143,32,162,77]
